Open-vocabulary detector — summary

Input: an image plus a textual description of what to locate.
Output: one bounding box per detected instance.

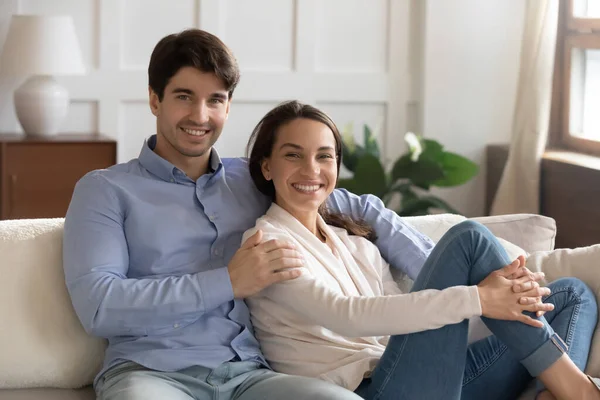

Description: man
[63,29,532,400]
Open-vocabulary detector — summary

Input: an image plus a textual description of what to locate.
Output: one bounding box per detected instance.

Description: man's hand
[228,230,304,299]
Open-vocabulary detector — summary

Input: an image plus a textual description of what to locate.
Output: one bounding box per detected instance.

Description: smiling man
[62,29,435,400]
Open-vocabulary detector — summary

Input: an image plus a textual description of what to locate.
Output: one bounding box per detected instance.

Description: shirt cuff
[197,267,235,312]
[469,285,483,316]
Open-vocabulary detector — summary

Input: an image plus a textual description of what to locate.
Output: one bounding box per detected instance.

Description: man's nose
[190,101,209,124]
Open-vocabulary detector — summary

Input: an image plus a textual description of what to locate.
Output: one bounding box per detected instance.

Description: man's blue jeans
[355,221,598,400]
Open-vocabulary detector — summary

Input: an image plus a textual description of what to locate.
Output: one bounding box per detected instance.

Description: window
[554,0,600,153]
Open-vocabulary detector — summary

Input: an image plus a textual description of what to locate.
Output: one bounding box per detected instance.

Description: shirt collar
[138,135,222,182]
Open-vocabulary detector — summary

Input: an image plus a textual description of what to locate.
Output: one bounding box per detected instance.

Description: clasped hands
[477,255,554,328]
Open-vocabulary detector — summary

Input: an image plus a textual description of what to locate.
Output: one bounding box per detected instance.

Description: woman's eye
[285,153,300,158]
[319,154,334,160]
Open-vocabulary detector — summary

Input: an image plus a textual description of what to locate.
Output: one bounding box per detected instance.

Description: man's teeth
[182,127,208,136]
[293,184,320,193]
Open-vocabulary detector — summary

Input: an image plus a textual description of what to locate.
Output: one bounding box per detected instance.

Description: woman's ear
[261,159,272,181]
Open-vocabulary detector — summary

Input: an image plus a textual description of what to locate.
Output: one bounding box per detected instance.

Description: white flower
[404,132,422,162]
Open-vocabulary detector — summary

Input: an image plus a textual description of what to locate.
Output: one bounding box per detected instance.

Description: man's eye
[177,95,190,101]
[209,98,225,104]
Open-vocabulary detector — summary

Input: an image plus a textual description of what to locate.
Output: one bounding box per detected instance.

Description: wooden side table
[0,134,117,219]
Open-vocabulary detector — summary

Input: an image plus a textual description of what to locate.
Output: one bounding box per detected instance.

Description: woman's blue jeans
[355,221,598,400]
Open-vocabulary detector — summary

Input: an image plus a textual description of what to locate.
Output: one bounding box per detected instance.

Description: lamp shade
[0,15,86,76]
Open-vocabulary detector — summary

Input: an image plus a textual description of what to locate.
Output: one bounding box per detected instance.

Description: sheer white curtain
[490,0,559,215]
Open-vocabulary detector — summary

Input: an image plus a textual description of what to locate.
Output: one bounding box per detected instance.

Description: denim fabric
[355,221,597,400]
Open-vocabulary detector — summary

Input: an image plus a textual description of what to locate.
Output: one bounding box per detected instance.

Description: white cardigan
[242,204,482,391]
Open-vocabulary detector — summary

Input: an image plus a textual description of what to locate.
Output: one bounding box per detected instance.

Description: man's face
[149,66,230,163]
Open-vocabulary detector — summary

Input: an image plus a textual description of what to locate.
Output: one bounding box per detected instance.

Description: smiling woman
[241,100,600,400]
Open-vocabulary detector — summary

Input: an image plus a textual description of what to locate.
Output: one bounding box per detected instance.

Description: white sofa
[1,213,599,400]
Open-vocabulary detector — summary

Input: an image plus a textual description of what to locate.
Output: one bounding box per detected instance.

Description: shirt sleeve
[327,189,434,280]
[253,229,482,338]
[63,173,235,338]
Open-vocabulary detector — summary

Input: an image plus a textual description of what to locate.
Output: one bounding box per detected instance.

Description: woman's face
[261,118,338,218]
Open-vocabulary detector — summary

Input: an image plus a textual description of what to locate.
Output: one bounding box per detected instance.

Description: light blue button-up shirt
[63,135,434,385]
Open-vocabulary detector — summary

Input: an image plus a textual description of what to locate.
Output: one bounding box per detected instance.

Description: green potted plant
[337,125,479,216]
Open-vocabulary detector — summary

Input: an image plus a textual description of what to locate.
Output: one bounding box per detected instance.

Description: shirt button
[170,179,174,183]
[213,249,220,256]
[173,323,180,328]
[208,215,215,222]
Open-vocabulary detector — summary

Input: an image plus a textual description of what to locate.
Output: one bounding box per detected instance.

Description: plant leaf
[433,152,479,187]
[391,155,445,186]
[336,178,358,194]
[388,182,413,195]
[397,198,433,216]
[350,153,387,197]
[419,139,444,162]
[396,195,461,216]
[341,139,358,172]
[363,125,380,159]
[419,195,461,214]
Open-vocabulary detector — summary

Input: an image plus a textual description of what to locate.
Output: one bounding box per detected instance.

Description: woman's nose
[301,158,319,175]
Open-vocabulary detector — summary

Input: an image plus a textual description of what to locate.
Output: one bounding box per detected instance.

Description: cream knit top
[242,204,482,391]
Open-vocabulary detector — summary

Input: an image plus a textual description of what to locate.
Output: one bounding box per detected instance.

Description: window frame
[551,0,600,155]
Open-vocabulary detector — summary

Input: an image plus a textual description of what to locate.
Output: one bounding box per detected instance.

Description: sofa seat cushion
[0,387,95,399]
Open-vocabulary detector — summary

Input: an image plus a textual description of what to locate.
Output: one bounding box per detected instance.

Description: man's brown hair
[148,29,240,101]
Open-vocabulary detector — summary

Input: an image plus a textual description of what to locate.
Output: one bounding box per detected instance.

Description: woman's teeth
[182,127,208,136]
[293,184,321,193]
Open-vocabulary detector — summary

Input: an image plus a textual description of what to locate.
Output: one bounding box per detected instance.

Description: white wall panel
[19,0,99,69]
[216,102,278,158]
[63,101,98,133]
[315,0,389,73]
[120,0,198,70]
[119,101,155,161]
[0,0,22,132]
[221,0,294,72]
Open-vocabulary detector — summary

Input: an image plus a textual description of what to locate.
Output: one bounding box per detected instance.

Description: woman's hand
[508,255,548,317]
[477,259,554,328]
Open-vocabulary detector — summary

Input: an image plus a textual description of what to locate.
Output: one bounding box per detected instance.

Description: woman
[242,100,599,400]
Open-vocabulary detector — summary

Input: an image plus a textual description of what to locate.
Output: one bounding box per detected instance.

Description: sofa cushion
[527,245,600,376]
[0,219,106,389]
[471,214,557,254]
[403,213,531,261]
[0,387,94,400]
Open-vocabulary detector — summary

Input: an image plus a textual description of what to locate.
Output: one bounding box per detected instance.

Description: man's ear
[149,87,160,117]
[261,158,271,181]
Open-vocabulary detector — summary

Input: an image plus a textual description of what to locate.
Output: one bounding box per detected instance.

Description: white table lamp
[0,15,86,136]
